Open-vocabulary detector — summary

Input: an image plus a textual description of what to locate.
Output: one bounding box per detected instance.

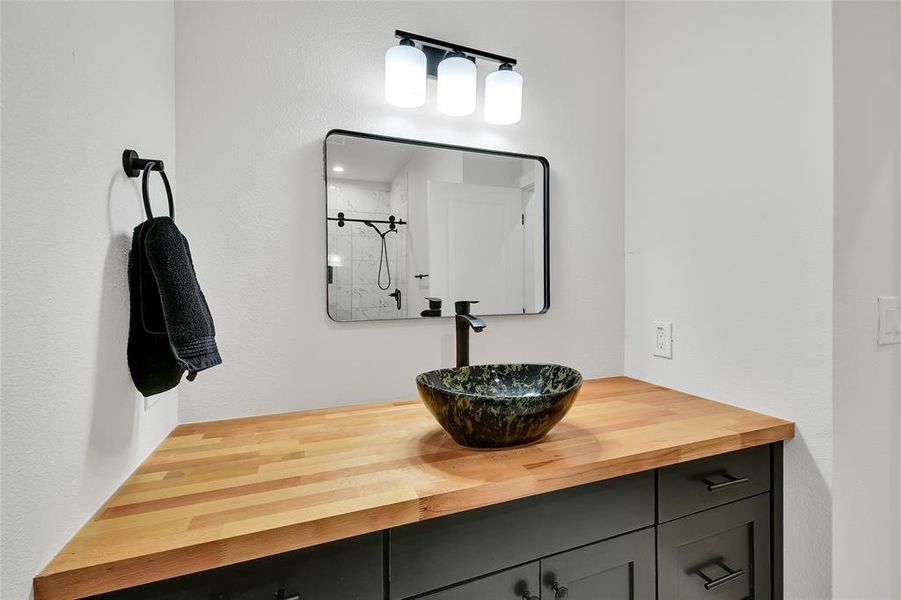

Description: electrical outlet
[653,321,673,359]
[877,297,901,345]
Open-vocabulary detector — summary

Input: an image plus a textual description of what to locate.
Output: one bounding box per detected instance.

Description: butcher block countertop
[35,376,794,599]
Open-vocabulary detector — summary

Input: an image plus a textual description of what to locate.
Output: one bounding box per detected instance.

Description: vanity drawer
[657,494,771,600]
[389,471,654,600]
[658,445,770,522]
[92,533,382,600]
[416,562,539,600]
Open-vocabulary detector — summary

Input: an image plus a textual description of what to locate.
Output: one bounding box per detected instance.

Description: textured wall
[623,3,834,598]
[174,1,626,422]
[833,3,901,598]
[0,3,178,598]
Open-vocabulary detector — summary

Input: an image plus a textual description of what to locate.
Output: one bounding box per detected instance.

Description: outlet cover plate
[877,297,901,345]
[654,321,673,359]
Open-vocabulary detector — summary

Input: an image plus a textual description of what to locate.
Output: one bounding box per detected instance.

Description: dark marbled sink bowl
[416,364,583,448]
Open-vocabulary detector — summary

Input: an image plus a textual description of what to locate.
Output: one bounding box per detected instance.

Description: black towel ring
[142,161,174,222]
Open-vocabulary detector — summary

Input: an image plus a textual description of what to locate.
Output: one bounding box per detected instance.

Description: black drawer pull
[703,473,749,492]
[551,582,569,599]
[697,561,745,590]
[521,592,539,600]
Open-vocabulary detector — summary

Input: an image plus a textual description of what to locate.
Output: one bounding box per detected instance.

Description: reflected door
[427,181,524,315]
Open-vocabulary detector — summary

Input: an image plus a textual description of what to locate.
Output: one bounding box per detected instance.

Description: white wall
[174,1,625,422]
[833,2,901,598]
[0,3,178,598]
[624,3,834,598]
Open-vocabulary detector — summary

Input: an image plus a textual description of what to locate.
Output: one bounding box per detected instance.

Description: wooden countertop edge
[32,421,794,600]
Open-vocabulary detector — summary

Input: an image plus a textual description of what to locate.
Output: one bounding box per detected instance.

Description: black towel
[127,216,221,397]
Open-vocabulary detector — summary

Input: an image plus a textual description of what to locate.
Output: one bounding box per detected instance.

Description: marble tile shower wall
[328,182,408,320]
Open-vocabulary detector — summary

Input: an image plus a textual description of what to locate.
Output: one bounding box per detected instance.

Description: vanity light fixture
[385,30,522,124]
[331,165,344,173]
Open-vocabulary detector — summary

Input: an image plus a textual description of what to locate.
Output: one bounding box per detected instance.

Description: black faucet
[420,297,442,318]
[455,300,485,367]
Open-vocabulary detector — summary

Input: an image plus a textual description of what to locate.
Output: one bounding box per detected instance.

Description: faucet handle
[454,300,479,314]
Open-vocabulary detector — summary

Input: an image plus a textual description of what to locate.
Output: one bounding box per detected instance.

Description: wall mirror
[325,130,549,322]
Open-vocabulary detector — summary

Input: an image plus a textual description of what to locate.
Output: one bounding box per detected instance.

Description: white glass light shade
[385,44,427,108]
[437,55,477,116]
[484,68,523,125]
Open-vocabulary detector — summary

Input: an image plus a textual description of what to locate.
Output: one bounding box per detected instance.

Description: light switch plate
[877,297,901,345]
[653,321,673,359]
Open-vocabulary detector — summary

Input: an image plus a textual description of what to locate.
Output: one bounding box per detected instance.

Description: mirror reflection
[326,131,548,322]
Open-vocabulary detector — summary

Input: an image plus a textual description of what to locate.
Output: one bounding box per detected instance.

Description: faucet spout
[457,313,485,332]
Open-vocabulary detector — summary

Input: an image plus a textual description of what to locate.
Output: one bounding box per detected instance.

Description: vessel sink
[416,364,583,448]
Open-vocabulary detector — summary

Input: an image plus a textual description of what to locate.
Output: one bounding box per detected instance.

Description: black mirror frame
[324,128,550,322]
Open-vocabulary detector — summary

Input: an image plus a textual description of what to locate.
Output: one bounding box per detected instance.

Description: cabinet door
[416,562,539,600]
[540,528,656,600]
[658,495,771,600]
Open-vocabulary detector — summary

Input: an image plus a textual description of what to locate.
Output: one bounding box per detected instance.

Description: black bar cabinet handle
[703,473,749,492]
[697,562,745,590]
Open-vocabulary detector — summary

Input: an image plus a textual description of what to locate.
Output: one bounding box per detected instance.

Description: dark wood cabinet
[540,527,656,599]
[658,495,771,600]
[95,444,782,600]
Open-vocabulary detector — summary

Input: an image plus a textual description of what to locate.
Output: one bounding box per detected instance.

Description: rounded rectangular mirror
[325,130,549,322]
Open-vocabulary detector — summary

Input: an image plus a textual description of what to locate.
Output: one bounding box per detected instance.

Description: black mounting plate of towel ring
[123,149,165,178]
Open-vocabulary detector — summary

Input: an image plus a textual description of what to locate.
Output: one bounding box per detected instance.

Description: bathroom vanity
[34,377,793,600]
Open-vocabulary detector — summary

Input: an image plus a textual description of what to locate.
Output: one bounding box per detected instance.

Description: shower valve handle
[389,289,402,310]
